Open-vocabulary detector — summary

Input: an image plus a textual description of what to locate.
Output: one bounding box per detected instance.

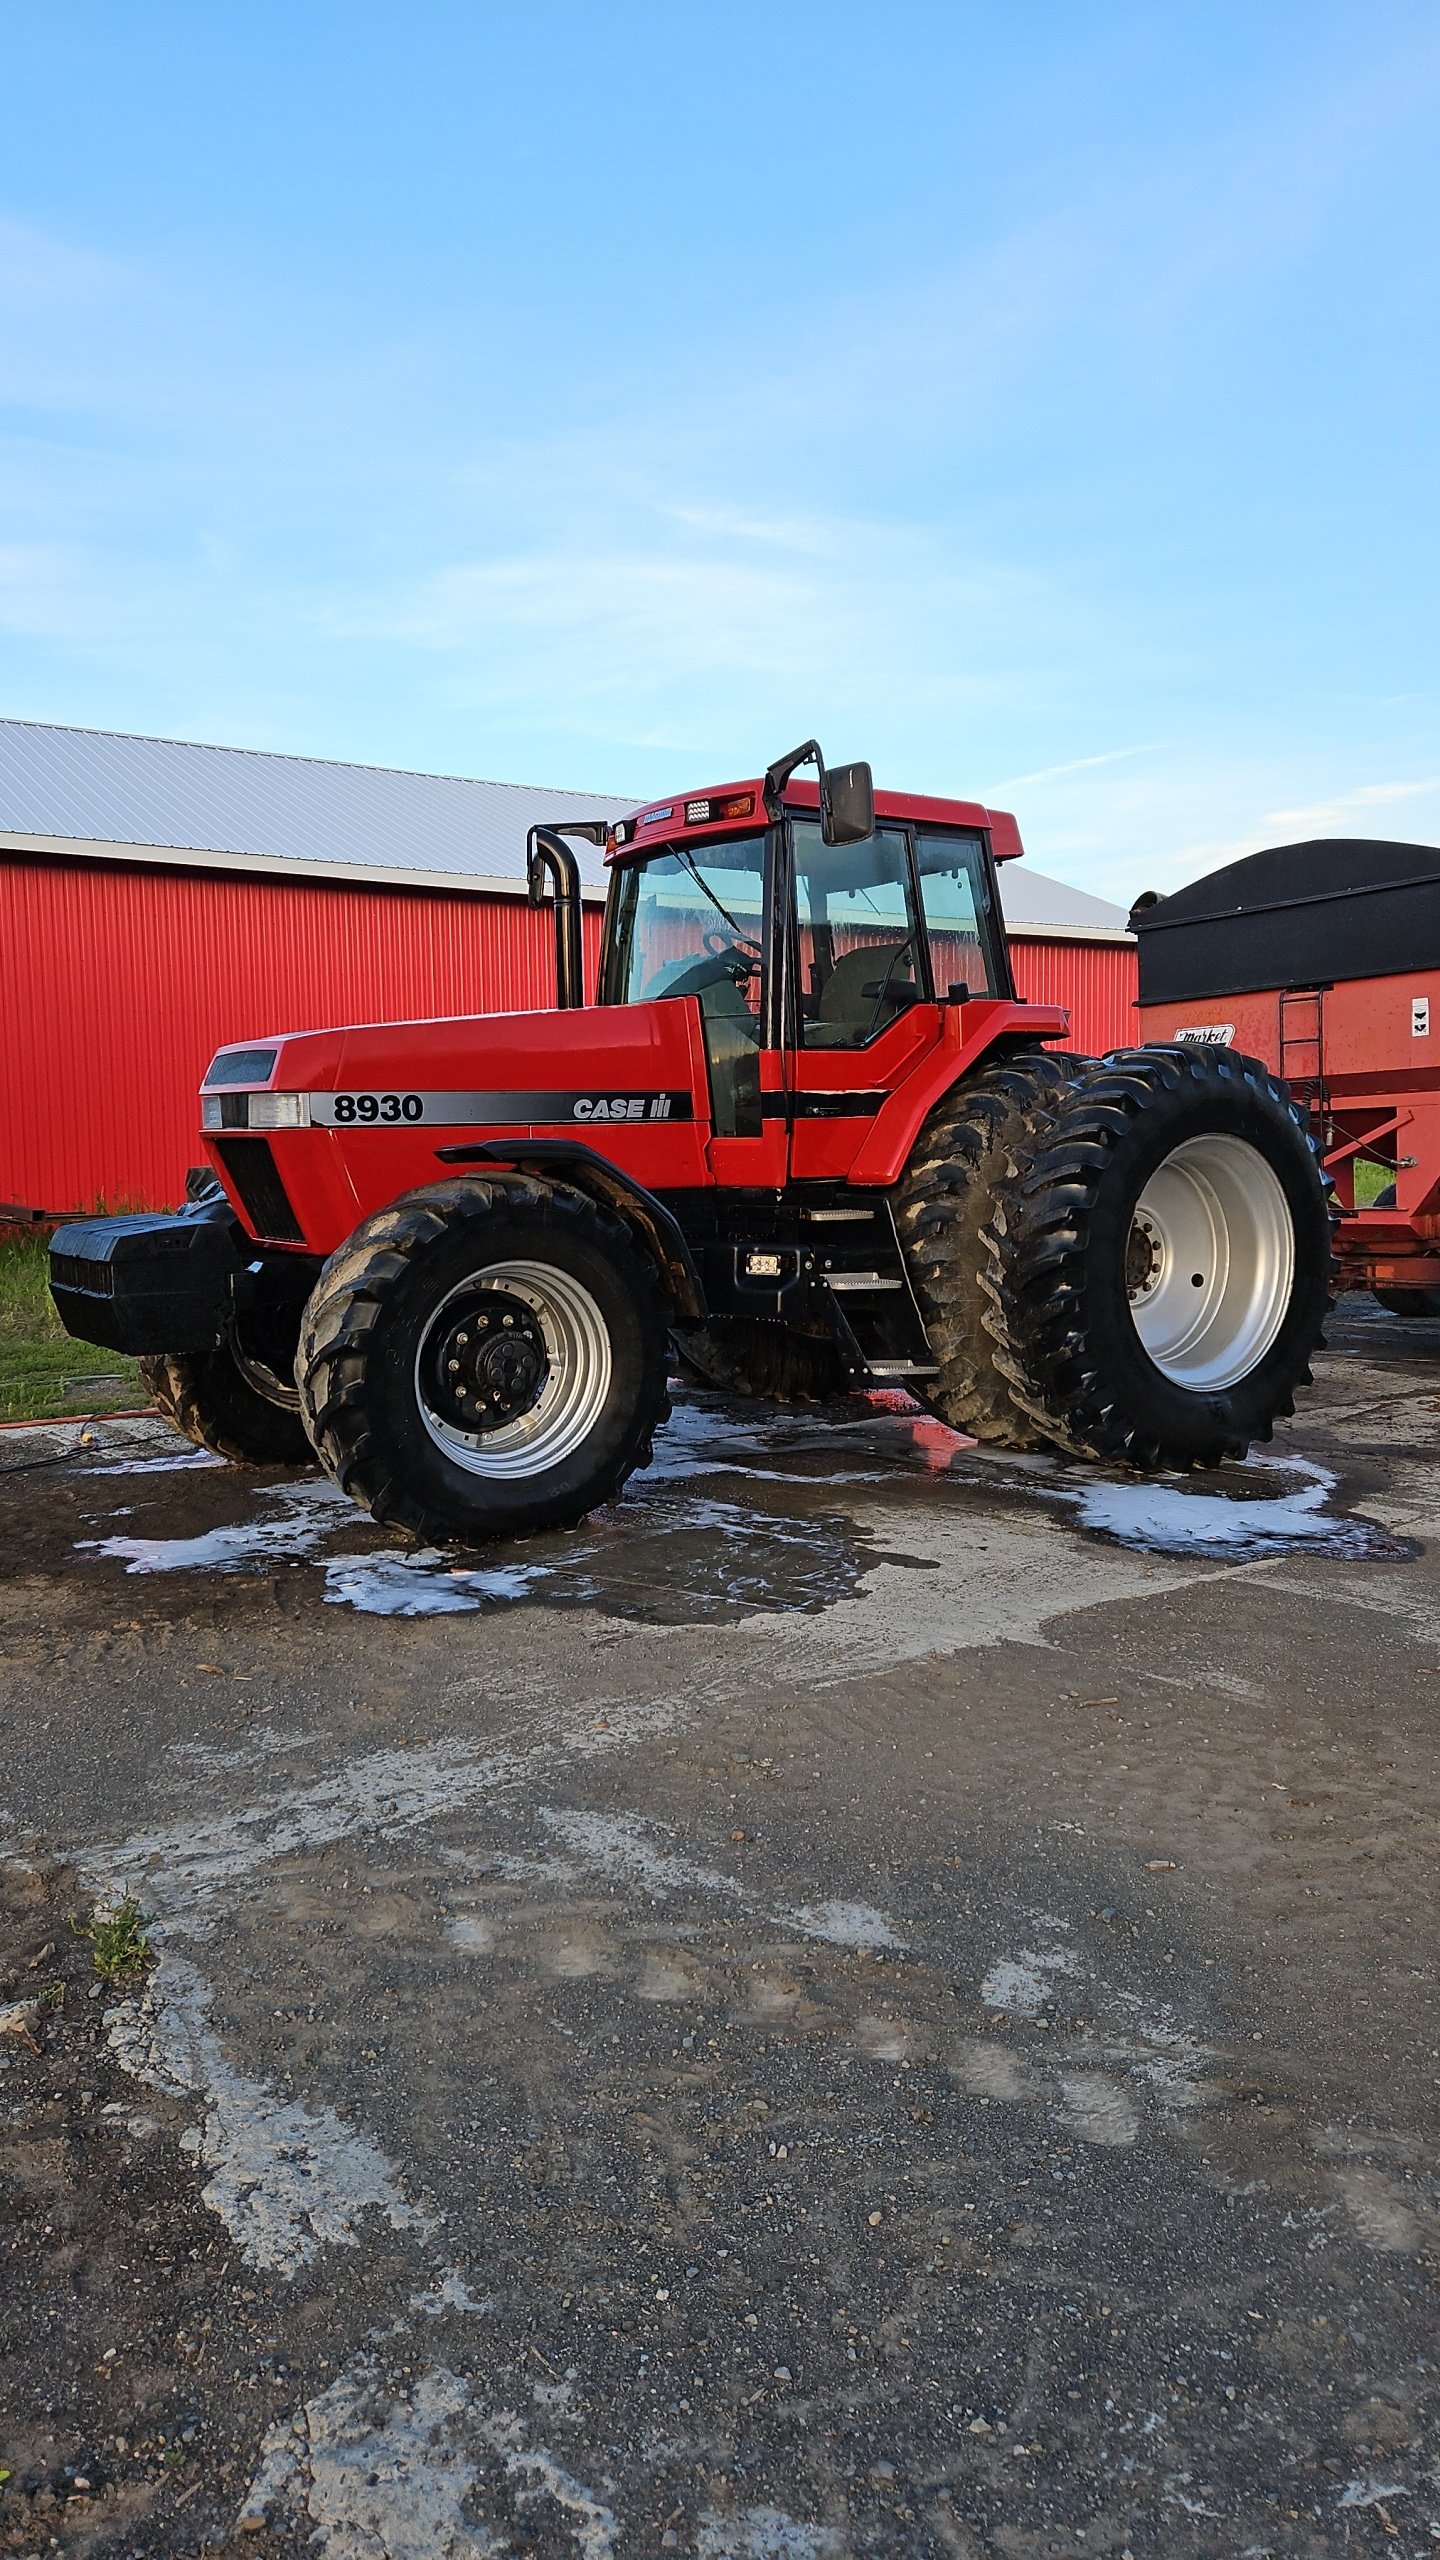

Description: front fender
[846,1001,1071,1186]
[432,1138,706,1321]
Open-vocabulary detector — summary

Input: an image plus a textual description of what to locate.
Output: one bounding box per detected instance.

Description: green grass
[0,1227,144,1424]
[74,1895,152,1982]
[1351,1158,1395,1208]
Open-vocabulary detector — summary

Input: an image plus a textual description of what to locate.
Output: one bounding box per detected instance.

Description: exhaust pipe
[525,826,588,1010]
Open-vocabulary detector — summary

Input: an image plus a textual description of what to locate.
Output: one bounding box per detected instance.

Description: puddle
[76,1479,352,1574]
[76,1474,353,1566]
[634,1390,976,1490]
[1042,1455,1400,1561]
[70,1443,873,1624]
[644,1400,1396,1562]
[67,1393,1396,1623]
[322,1551,563,1616]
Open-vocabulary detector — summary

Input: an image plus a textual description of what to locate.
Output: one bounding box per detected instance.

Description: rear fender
[846,1001,1071,1186]
[432,1140,707,1322]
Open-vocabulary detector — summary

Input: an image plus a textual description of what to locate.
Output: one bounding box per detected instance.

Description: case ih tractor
[50,743,1334,1542]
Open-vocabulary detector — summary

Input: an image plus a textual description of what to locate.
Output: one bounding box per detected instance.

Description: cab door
[702,827,790,1187]
[779,815,1007,1180]
[783,816,941,1182]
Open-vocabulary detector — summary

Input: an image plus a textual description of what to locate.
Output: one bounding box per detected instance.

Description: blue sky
[1,1,1437,903]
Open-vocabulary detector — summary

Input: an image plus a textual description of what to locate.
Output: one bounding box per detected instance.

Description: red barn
[0,718,1135,1215]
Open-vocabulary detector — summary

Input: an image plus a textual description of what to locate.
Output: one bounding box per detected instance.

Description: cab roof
[605,775,1024,865]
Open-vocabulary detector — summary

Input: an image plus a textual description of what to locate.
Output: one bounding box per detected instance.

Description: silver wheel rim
[1125,1134,1295,1390]
[415,1259,613,1479]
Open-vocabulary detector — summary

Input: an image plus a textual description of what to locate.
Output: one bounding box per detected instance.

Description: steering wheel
[863,934,918,1040]
[656,947,759,1001]
[703,925,760,961]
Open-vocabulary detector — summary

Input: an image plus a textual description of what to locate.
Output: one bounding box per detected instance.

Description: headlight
[200,1092,308,1131]
[248,1092,308,1130]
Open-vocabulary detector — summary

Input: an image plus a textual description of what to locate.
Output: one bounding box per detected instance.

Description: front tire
[984,1045,1335,1469]
[296,1177,671,1543]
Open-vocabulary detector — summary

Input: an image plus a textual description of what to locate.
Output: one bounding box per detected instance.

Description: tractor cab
[532,739,1022,1150]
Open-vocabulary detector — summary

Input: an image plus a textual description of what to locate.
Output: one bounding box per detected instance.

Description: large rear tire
[983,1045,1335,1469]
[140,1339,311,1467]
[296,1176,671,1543]
[893,1049,1097,1445]
[673,1320,848,1403]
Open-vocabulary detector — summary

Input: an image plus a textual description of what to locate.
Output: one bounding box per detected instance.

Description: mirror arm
[763,738,826,820]
[764,739,873,844]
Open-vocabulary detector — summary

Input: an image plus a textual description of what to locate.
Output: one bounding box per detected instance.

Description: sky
[1,1,1438,906]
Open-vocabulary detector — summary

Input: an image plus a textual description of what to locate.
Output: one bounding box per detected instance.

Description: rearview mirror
[822,760,875,846]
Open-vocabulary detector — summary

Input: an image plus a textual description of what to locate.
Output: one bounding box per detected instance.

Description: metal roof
[0,716,1130,935]
[997,862,1130,940]
[0,716,629,895]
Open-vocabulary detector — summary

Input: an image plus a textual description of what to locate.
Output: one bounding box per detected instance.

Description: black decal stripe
[309,1090,694,1125]
[760,1092,887,1120]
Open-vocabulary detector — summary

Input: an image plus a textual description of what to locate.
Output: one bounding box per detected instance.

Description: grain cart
[50,745,1333,1540]
[1132,835,1440,1315]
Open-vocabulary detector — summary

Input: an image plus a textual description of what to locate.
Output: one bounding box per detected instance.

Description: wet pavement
[1,1297,1438,2557]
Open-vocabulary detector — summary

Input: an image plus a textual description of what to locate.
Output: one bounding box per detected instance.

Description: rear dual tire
[979,1045,1335,1469]
[895,1049,1095,1446]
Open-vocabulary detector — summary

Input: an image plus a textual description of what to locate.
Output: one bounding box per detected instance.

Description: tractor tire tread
[894,1047,1099,1445]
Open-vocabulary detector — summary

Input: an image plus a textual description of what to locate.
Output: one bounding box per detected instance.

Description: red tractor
[51,744,1334,1541]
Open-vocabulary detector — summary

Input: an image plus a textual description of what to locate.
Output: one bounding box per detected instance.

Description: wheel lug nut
[502,1314,514,1328]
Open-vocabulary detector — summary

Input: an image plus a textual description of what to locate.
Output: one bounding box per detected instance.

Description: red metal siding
[1009,935,1138,1054]
[0,854,604,1215]
[0,855,1137,1216]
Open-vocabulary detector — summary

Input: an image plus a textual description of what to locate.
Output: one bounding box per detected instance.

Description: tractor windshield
[605,836,767,1021]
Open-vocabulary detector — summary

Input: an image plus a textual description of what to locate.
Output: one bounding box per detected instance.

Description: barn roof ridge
[0,711,631,809]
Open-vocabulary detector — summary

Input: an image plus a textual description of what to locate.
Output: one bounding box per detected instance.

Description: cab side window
[792,822,922,1048]
[914,831,995,999]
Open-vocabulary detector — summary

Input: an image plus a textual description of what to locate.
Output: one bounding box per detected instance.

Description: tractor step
[866,1358,940,1378]
[823,1272,904,1293]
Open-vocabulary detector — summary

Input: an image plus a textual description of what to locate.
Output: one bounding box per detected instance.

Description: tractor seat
[806,941,916,1046]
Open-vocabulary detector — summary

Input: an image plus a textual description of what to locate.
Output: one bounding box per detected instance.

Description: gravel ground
[1,1297,1437,2559]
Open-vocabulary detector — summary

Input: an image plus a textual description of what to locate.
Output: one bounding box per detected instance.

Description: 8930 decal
[331,1093,424,1123]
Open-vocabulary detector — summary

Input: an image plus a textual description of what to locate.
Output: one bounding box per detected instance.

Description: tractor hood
[200,999,714,1253]
[202,999,709,1134]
